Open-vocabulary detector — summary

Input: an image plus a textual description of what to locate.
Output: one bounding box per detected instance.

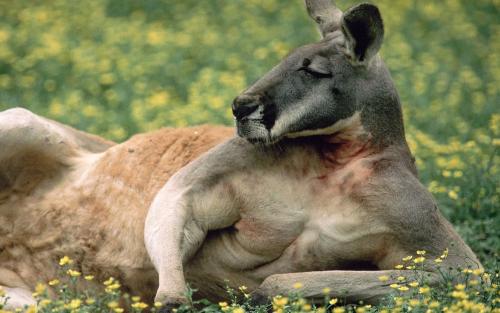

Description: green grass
[0,0,498,312]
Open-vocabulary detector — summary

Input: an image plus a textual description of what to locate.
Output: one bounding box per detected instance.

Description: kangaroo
[0,0,481,311]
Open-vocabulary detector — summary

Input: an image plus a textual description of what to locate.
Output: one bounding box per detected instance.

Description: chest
[231,157,379,260]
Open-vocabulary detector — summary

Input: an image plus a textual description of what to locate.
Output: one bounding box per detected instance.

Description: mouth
[233,103,279,145]
[235,118,274,145]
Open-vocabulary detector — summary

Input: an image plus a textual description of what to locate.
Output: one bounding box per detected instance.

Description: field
[0,0,499,312]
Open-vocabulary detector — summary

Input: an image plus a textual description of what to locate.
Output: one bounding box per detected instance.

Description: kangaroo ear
[341,3,384,65]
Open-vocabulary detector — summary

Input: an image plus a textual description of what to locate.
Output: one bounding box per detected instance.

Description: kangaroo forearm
[255,270,441,305]
[145,186,194,302]
[145,167,241,304]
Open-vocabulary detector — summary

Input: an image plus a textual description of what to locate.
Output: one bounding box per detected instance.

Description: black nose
[232,94,260,120]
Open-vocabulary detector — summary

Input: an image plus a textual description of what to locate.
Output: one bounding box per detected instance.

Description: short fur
[0,1,481,310]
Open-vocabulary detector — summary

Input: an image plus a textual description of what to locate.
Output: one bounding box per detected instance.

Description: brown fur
[0,123,232,302]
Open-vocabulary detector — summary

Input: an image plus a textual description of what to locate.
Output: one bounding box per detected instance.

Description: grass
[0,0,498,312]
[1,255,499,312]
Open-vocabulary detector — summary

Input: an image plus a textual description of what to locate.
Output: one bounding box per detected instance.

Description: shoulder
[358,145,440,236]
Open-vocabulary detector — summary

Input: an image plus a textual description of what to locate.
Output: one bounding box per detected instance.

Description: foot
[158,302,184,313]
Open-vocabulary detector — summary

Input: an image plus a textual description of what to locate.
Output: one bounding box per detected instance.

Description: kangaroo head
[232,0,404,147]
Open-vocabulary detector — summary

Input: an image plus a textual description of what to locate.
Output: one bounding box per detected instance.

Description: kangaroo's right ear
[305,0,343,38]
[341,3,384,66]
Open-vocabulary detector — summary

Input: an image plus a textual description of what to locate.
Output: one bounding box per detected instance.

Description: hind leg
[0,107,113,160]
[0,108,114,201]
[0,108,74,200]
[0,286,36,310]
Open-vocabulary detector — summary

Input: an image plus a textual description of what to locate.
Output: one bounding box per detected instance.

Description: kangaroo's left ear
[341,3,384,65]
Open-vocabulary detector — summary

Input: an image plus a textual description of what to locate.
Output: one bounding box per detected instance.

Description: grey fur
[147,0,482,305]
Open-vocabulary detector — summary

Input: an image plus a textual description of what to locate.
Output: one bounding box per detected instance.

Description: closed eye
[298,66,332,78]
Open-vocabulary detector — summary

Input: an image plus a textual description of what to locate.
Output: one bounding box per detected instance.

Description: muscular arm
[144,139,249,305]
[254,163,482,305]
[254,270,441,305]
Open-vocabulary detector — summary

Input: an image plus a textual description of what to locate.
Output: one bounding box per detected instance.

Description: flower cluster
[0,256,163,313]
[0,254,499,313]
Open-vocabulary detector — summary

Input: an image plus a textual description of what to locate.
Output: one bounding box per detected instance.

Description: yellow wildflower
[394,297,404,306]
[440,248,449,259]
[219,302,228,308]
[454,284,466,290]
[66,269,81,277]
[35,283,46,294]
[273,296,288,307]
[48,279,60,286]
[408,281,419,287]
[154,302,163,308]
[402,256,413,262]
[390,283,400,289]
[397,276,406,281]
[472,269,484,276]
[114,308,124,313]
[434,258,443,263]
[416,250,426,255]
[293,282,303,289]
[107,301,119,309]
[233,307,245,313]
[448,190,458,199]
[329,298,338,305]
[413,257,426,263]
[103,277,115,286]
[25,306,36,313]
[451,290,467,299]
[419,287,430,294]
[302,304,312,311]
[322,287,331,294]
[398,286,409,291]
[378,275,389,282]
[86,298,95,305]
[132,296,141,302]
[59,256,73,266]
[429,301,440,308]
[131,302,149,310]
[355,307,366,313]
[68,299,81,309]
[105,282,121,293]
[453,171,463,178]
[395,264,404,269]
[333,307,345,313]
[84,275,94,281]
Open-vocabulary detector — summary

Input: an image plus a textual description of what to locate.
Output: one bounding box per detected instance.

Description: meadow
[0,0,498,312]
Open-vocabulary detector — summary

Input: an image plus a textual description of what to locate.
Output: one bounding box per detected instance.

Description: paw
[157,302,183,313]
[249,291,270,306]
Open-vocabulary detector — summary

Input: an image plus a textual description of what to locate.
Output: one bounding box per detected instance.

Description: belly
[183,193,389,302]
